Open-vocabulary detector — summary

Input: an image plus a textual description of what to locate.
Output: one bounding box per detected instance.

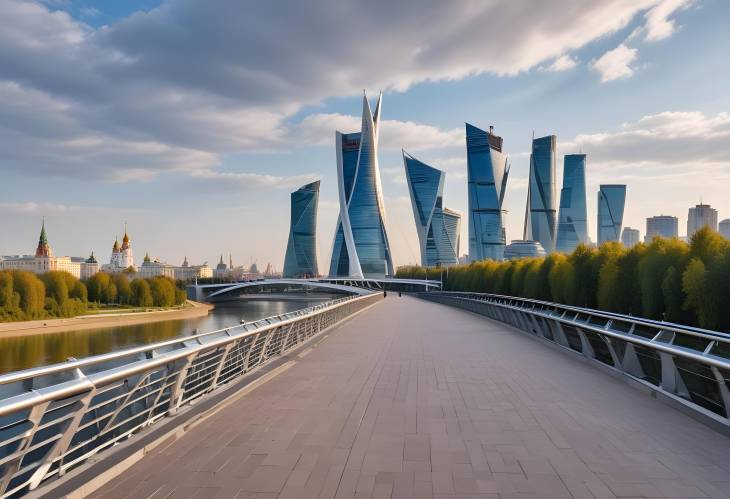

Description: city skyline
[1,0,729,271]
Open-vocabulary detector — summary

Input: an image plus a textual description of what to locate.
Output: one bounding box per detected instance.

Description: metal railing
[419,292,730,426]
[0,292,381,497]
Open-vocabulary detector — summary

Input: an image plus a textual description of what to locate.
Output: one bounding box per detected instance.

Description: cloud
[185,169,319,192]
[296,113,462,151]
[564,111,730,177]
[539,54,578,72]
[591,44,639,82]
[0,0,697,181]
[0,202,83,214]
[79,6,100,17]
[643,0,694,41]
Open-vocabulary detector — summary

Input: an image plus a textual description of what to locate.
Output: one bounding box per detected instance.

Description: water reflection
[0,299,326,374]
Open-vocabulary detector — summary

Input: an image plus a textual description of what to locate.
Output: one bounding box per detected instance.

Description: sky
[1,0,729,272]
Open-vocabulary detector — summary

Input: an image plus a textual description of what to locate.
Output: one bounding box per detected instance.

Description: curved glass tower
[556,154,589,253]
[283,180,320,278]
[526,135,557,253]
[403,151,460,267]
[466,124,510,261]
[597,184,626,244]
[329,93,394,278]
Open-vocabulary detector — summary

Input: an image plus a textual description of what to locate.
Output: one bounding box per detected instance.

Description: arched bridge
[188,277,441,302]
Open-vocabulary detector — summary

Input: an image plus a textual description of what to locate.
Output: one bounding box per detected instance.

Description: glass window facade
[283,181,320,278]
[597,184,626,244]
[556,154,588,253]
[645,215,678,242]
[526,135,557,253]
[466,123,509,261]
[403,152,460,267]
[329,94,394,278]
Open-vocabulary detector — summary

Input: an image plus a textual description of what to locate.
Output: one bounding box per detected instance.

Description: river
[0,299,330,374]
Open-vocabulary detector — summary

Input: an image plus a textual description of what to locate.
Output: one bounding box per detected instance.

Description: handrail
[0,292,381,497]
[0,295,354,386]
[419,291,730,429]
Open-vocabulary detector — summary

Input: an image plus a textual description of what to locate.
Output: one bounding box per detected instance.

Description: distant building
[597,185,626,244]
[687,204,718,239]
[621,227,640,248]
[719,219,730,239]
[403,152,460,267]
[556,154,589,253]
[504,240,547,260]
[137,253,175,279]
[283,181,320,278]
[0,220,97,279]
[214,255,228,278]
[466,124,510,261]
[645,215,678,242]
[329,93,393,278]
[526,135,558,253]
[102,226,135,273]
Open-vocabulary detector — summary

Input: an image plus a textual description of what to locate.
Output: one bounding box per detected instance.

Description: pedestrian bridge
[187,277,442,302]
[3,293,730,498]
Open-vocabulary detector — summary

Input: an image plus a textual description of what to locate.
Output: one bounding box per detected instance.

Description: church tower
[35,218,53,257]
[120,224,134,269]
[110,237,123,268]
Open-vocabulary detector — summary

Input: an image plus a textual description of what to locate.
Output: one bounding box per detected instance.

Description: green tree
[112,273,132,305]
[661,266,684,323]
[689,226,727,266]
[130,278,153,307]
[682,258,710,328]
[12,271,46,319]
[70,281,88,303]
[597,258,620,312]
[149,277,176,307]
[39,271,69,308]
[570,244,599,307]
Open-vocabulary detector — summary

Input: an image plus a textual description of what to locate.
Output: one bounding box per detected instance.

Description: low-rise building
[621,227,640,248]
[504,240,547,260]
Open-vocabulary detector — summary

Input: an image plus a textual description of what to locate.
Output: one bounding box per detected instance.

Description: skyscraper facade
[403,152,460,267]
[329,94,394,278]
[645,215,678,242]
[621,227,640,248]
[556,154,588,253]
[687,204,718,239]
[597,184,626,244]
[526,135,557,253]
[466,124,510,261]
[283,180,320,278]
[719,219,730,239]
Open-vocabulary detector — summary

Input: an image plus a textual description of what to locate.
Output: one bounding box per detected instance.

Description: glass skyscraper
[597,184,626,244]
[466,124,510,261]
[556,154,588,253]
[403,152,460,267]
[283,180,320,278]
[526,135,557,253]
[687,204,718,238]
[329,93,394,278]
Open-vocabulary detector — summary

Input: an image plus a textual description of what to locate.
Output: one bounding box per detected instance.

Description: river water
[0,299,330,374]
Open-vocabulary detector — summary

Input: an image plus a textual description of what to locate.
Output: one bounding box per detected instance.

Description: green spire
[39,217,48,245]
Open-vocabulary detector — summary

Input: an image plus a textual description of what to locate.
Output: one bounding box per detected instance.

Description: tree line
[0,270,188,322]
[396,227,730,332]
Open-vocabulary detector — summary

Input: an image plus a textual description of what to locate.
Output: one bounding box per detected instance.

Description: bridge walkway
[94,296,730,498]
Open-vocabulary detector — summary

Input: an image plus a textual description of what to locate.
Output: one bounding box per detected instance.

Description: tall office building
[526,135,557,253]
[621,227,640,248]
[403,152,460,267]
[556,154,589,253]
[687,204,718,239]
[719,219,730,239]
[466,124,510,261]
[329,93,394,278]
[645,215,679,242]
[283,180,320,278]
[597,185,626,244]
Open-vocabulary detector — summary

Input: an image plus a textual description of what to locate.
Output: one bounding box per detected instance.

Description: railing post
[0,401,49,494]
[709,366,730,417]
[168,354,196,415]
[209,342,235,390]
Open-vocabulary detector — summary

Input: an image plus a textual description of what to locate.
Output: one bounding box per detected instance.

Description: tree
[661,266,684,323]
[597,258,620,312]
[12,271,46,319]
[149,277,176,307]
[112,273,132,305]
[570,244,599,307]
[682,258,709,328]
[86,272,112,303]
[130,278,153,307]
[689,226,727,266]
[70,281,88,303]
[40,271,69,308]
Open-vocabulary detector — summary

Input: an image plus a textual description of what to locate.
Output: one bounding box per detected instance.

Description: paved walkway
[94,296,730,499]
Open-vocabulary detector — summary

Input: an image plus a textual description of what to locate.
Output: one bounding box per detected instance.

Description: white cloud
[186,170,319,192]
[297,113,462,151]
[79,6,100,17]
[0,0,700,182]
[539,54,578,72]
[643,0,694,41]
[0,202,82,214]
[565,111,730,173]
[591,44,639,82]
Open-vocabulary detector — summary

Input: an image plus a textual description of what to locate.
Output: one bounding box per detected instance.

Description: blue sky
[1,0,729,271]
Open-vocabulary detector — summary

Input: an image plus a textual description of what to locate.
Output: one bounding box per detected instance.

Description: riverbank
[0,300,214,338]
